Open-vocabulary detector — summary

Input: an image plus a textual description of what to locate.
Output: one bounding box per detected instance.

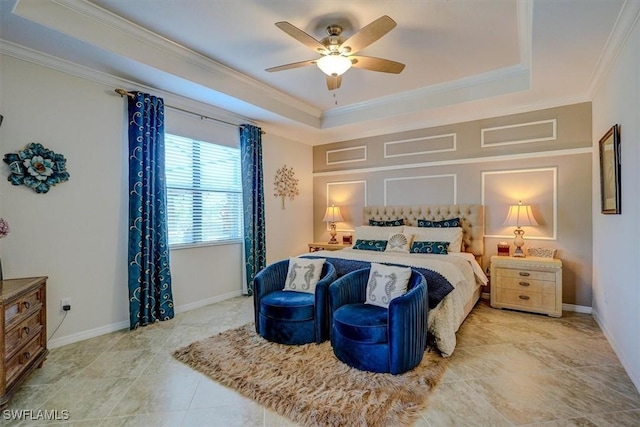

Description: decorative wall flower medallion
[3,143,70,193]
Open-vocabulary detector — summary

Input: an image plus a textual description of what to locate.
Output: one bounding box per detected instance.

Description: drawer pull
[23,301,31,310]
[519,295,530,300]
[519,281,530,287]
[23,351,31,361]
[518,272,530,277]
[22,326,31,336]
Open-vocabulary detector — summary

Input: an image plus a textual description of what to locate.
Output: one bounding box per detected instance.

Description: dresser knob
[519,281,530,287]
[23,351,31,360]
[518,295,530,300]
[518,272,530,277]
[23,326,30,336]
[23,301,31,310]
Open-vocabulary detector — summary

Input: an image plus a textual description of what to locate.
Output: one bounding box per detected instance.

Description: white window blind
[165,134,242,247]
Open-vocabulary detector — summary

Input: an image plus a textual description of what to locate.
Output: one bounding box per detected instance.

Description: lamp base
[328,222,338,244]
[512,246,526,257]
[513,228,526,257]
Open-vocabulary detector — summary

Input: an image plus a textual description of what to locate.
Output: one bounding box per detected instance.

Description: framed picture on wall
[598,124,621,214]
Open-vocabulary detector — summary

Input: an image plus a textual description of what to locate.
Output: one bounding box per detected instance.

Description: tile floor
[5,297,640,426]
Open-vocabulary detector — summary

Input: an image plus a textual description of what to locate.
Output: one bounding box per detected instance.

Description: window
[165,134,242,247]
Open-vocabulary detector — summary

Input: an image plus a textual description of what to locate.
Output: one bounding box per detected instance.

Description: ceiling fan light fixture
[317,54,352,76]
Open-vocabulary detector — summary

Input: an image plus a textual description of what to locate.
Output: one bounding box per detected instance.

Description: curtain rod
[115,88,264,133]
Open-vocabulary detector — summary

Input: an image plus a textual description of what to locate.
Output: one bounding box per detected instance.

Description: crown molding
[0,39,258,126]
[587,0,640,99]
[13,0,323,126]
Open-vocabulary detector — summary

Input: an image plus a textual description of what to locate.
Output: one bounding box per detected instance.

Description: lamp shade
[323,205,344,222]
[317,55,352,76]
[503,202,538,227]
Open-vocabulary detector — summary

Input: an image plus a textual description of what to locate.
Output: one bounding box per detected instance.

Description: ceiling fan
[266,15,405,90]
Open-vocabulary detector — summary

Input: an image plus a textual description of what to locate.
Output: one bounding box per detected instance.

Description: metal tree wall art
[273,165,299,209]
[3,142,70,193]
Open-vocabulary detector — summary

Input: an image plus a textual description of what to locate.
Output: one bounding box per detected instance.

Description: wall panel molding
[482,167,558,240]
[384,133,457,158]
[326,180,367,231]
[481,119,557,147]
[326,146,367,165]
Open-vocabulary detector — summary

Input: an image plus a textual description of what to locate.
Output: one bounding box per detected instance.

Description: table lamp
[323,205,344,244]
[503,201,538,257]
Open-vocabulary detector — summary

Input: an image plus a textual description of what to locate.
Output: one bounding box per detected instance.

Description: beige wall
[313,102,593,307]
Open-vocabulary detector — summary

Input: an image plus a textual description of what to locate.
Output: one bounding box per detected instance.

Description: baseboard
[562,303,592,314]
[48,290,244,349]
[174,290,244,314]
[592,310,640,393]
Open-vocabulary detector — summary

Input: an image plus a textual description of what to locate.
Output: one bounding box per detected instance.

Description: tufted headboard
[363,205,484,258]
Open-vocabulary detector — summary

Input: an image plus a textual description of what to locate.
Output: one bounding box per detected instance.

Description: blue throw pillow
[369,219,404,227]
[410,241,450,254]
[417,217,461,228]
[353,239,388,251]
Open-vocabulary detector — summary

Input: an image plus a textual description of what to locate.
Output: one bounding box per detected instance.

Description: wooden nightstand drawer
[495,288,556,311]
[494,268,556,282]
[494,275,556,294]
[5,334,46,388]
[4,286,44,328]
[5,311,45,360]
[490,256,562,317]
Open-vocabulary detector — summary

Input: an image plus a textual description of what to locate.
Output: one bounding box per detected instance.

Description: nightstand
[308,242,351,252]
[490,255,562,317]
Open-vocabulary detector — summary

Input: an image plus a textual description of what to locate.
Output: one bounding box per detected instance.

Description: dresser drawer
[5,311,45,360]
[495,288,556,311]
[4,287,44,328]
[5,335,45,388]
[495,267,556,282]
[494,276,556,294]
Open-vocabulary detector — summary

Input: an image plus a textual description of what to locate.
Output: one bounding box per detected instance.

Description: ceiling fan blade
[326,75,342,91]
[350,56,405,74]
[265,59,317,72]
[340,15,397,55]
[275,21,327,53]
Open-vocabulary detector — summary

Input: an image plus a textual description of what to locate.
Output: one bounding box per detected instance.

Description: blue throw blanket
[303,255,454,309]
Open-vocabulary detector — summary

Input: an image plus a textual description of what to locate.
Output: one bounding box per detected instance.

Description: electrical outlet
[61,298,71,312]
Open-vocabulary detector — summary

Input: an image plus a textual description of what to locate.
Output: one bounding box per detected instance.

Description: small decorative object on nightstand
[308,242,350,252]
[490,255,562,317]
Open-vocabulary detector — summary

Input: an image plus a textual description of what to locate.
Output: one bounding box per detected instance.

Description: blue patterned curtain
[127,92,174,329]
[240,124,266,295]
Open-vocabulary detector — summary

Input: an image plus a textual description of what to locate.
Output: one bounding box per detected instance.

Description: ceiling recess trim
[14,0,323,128]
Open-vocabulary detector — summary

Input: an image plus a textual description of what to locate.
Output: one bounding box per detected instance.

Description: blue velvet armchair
[254,259,337,345]
[329,268,429,374]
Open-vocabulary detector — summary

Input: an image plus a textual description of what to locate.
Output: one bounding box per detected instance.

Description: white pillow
[353,225,403,242]
[385,232,413,253]
[403,226,463,252]
[365,263,412,309]
[283,258,325,294]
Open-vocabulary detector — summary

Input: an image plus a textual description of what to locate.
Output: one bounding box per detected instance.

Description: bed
[303,204,487,357]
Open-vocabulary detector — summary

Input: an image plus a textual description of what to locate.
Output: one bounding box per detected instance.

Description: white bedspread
[307,248,487,356]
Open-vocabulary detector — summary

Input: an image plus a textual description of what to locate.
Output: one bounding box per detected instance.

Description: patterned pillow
[353,239,388,251]
[365,263,412,309]
[283,257,325,294]
[369,219,404,227]
[410,241,450,255]
[353,226,403,242]
[417,217,461,228]
[385,233,413,253]
[403,226,463,252]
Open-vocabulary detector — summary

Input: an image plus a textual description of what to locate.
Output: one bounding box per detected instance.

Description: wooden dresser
[0,277,48,408]
[490,256,562,317]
